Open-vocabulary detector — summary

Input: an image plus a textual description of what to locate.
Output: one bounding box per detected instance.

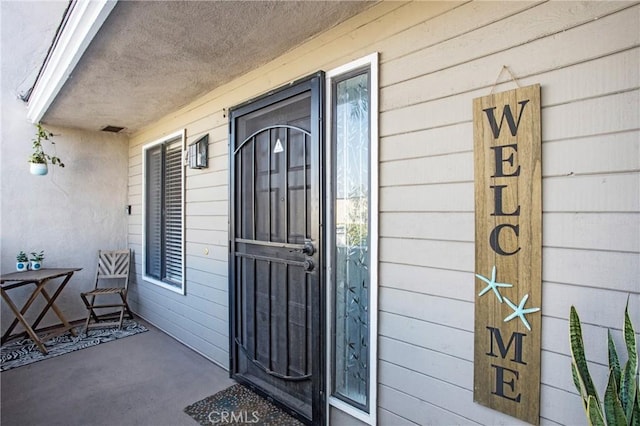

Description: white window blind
[143,133,185,293]
[164,141,183,284]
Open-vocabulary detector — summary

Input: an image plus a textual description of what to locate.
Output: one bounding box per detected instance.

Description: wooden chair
[80,249,133,332]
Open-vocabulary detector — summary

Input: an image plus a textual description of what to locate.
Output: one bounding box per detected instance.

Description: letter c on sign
[490,224,521,256]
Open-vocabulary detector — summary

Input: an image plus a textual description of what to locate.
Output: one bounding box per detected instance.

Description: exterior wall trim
[325,52,379,426]
[141,129,187,295]
[26,0,116,123]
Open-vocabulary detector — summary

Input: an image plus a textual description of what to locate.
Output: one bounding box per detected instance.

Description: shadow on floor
[0,318,235,426]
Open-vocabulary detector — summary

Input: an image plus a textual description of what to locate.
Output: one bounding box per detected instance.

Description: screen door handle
[303,259,314,272]
[301,240,315,256]
[290,240,315,256]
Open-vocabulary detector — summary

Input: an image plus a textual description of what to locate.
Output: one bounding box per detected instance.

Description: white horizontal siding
[380,263,475,303]
[125,0,639,424]
[381,151,474,186]
[381,211,474,243]
[379,384,480,426]
[127,107,229,368]
[380,287,473,331]
[379,336,473,390]
[381,238,474,272]
[371,1,534,64]
[131,278,229,366]
[380,360,531,425]
[539,386,584,426]
[381,122,472,162]
[377,405,420,426]
[379,312,472,362]
[381,183,474,212]
[382,3,637,108]
[543,130,638,178]
[374,1,639,425]
[543,247,638,292]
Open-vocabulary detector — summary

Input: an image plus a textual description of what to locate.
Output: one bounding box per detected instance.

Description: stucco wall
[1,1,129,332]
[126,1,639,425]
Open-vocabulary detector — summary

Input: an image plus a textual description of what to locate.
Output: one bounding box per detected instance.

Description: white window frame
[325,52,379,426]
[141,129,186,295]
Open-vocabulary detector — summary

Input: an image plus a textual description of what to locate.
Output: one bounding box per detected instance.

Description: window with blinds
[143,132,185,294]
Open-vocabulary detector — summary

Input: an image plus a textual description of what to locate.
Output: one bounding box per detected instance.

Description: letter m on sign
[486,326,527,365]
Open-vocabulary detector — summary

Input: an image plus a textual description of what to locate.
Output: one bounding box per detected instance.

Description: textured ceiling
[42,1,372,134]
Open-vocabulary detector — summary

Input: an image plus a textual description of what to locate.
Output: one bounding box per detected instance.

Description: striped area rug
[0,320,147,372]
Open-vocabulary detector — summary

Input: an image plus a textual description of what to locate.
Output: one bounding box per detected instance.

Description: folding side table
[1,268,81,354]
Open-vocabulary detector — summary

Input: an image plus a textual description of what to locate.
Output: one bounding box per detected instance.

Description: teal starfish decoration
[503,294,540,331]
[476,265,513,303]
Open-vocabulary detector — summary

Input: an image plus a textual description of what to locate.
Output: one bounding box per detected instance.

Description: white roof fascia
[26,0,117,124]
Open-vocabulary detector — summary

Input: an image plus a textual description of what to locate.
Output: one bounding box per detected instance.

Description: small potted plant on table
[16,251,29,272]
[29,250,44,271]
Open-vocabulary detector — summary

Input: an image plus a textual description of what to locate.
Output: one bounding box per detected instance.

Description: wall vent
[101,125,125,133]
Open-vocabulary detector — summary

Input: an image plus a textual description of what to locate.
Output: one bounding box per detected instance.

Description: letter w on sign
[483,100,531,138]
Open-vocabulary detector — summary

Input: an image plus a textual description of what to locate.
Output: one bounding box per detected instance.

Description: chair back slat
[95,250,130,285]
[98,251,129,278]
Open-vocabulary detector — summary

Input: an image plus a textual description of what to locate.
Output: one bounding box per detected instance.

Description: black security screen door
[229,73,324,424]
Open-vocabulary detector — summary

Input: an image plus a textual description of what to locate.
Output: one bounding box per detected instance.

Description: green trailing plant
[16,251,28,262]
[570,300,639,426]
[29,123,64,167]
[29,250,44,262]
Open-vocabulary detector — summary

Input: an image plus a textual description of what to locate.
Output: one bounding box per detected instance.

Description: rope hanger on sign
[489,65,522,94]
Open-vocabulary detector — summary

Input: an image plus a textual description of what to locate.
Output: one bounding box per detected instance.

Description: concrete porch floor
[0,318,235,426]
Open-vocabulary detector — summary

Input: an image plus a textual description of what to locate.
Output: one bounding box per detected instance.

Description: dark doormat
[184,384,305,425]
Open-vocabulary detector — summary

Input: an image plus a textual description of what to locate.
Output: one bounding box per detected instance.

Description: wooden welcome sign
[473,84,542,425]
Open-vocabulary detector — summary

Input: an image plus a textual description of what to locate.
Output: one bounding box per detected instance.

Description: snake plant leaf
[609,329,622,391]
[573,361,589,409]
[623,299,638,425]
[571,306,600,405]
[621,360,638,424]
[630,386,639,426]
[623,300,637,376]
[588,394,606,426]
[604,369,628,426]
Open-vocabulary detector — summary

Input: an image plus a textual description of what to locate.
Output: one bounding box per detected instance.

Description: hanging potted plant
[28,123,64,175]
[16,251,29,272]
[29,250,44,270]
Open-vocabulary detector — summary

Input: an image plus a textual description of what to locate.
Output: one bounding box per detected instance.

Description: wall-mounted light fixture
[188,134,208,169]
